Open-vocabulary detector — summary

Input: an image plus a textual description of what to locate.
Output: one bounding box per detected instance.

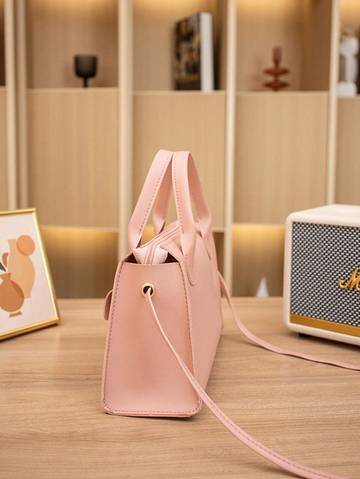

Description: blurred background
[0,0,358,298]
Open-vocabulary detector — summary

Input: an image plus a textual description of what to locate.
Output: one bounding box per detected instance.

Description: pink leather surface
[102,150,222,416]
[102,261,200,416]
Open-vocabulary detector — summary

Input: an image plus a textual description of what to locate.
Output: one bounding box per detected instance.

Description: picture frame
[0,208,60,340]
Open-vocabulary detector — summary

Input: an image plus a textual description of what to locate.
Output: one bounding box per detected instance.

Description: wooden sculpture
[263,46,289,91]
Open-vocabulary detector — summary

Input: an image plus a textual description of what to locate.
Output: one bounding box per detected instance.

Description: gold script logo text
[338,267,360,291]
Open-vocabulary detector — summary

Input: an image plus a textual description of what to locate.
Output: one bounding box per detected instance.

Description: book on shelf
[174,12,214,91]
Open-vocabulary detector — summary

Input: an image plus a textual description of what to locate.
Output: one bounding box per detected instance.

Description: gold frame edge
[290,314,360,337]
[0,208,60,340]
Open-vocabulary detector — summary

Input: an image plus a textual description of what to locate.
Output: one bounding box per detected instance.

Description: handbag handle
[171,152,213,281]
[128,150,213,268]
[128,149,174,251]
[155,151,213,245]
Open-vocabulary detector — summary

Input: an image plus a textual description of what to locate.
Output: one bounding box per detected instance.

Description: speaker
[284,205,360,346]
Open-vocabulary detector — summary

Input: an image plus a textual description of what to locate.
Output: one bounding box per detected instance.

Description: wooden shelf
[133,90,226,95]
[27,87,118,92]
[336,95,360,100]
[236,90,329,96]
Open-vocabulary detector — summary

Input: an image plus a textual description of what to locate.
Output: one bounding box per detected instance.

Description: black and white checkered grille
[290,221,360,327]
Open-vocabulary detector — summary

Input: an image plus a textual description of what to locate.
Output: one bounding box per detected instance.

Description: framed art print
[0,209,59,340]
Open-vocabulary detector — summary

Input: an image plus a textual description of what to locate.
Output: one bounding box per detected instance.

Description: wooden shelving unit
[0,0,357,297]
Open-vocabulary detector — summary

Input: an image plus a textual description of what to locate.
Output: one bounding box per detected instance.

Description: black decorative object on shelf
[74,54,97,88]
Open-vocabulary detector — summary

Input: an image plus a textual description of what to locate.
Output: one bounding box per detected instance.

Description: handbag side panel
[102,261,200,417]
[187,233,223,390]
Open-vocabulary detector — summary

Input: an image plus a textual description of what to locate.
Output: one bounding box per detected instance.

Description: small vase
[74,55,97,88]
[0,273,24,317]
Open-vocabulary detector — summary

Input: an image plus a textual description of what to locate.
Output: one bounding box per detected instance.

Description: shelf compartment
[232,223,284,297]
[26,0,118,88]
[234,92,328,224]
[336,96,360,204]
[340,0,360,31]
[133,0,225,91]
[236,0,331,91]
[28,89,118,228]
[133,91,226,229]
[41,225,118,298]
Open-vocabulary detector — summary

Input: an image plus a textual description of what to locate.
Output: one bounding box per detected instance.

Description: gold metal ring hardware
[142,283,155,297]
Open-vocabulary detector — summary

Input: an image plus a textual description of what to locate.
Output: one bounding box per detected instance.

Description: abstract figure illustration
[0,235,36,317]
[0,273,24,317]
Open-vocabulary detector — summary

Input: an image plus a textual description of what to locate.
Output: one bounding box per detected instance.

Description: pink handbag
[102,150,359,479]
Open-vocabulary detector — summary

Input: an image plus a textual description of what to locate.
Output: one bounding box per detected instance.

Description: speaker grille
[290,221,360,328]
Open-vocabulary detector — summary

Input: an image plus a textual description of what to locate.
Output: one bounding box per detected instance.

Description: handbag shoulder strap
[144,279,358,479]
[218,273,360,371]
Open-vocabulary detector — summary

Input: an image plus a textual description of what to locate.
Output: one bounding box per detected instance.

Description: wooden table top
[1,298,359,479]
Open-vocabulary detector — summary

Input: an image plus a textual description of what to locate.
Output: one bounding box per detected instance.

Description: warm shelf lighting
[40,226,118,299]
[232,223,285,297]
[237,0,300,19]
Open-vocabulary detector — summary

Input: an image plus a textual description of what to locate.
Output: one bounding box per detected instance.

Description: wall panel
[336,98,360,205]
[28,89,118,227]
[0,88,7,209]
[133,92,226,229]
[234,92,328,224]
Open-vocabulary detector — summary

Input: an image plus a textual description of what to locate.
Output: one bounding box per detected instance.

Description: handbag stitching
[173,159,196,285]
[179,258,223,391]
[138,154,171,237]
[103,261,201,415]
[178,258,198,380]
